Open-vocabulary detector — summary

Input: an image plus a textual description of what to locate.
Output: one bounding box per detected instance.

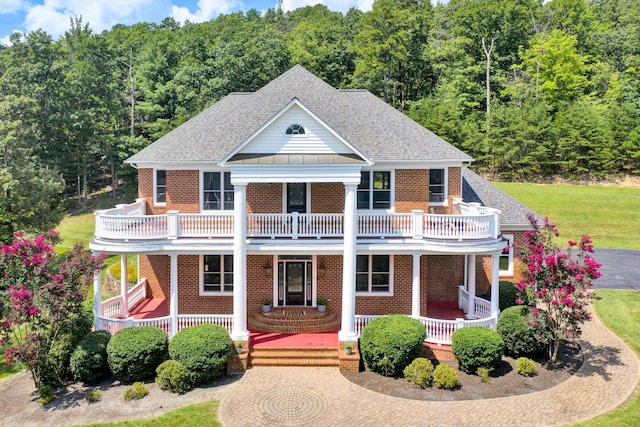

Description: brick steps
[249,347,340,367]
[248,308,341,333]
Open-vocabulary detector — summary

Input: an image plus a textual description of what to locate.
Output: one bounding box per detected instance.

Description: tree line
[1,0,639,240]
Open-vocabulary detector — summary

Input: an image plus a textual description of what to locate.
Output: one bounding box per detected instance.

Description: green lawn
[81,401,221,427]
[493,182,640,250]
[55,213,97,253]
[576,290,640,426]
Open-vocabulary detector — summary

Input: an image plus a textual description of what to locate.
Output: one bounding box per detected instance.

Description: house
[90,65,532,354]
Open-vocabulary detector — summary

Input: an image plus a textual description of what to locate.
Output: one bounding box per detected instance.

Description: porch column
[490,254,500,317]
[339,183,358,341]
[120,254,129,317]
[231,183,249,341]
[93,268,102,330]
[467,254,476,318]
[170,254,178,338]
[411,253,421,318]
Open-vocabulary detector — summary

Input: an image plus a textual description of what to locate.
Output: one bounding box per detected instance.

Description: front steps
[248,308,341,333]
[249,347,340,367]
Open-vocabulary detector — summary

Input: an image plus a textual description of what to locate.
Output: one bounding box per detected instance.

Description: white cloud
[0,0,25,15]
[281,0,372,14]
[171,0,241,23]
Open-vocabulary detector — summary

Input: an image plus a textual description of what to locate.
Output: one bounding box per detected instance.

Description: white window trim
[355,254,394,296]
[199,255,234,296]
[153,169,166,207]
[428,168,448,207]
[499,234,515,277]
[200,170,234,212]
[357,170,395,212]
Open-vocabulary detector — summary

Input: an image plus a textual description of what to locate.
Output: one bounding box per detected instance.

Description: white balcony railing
[95,199,500,242]
[95,313,234,338]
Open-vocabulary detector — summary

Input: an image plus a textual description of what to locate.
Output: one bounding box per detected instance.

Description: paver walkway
[219,307,640,427]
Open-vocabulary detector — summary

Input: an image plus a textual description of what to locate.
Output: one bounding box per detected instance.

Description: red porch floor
[129,298,167,319]
[249,330,339,349]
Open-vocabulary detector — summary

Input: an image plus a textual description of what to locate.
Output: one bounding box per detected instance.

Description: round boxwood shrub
[360,315,426,377]
[451,326,504,374]
[497,306,547,357]
[156,360,191,394]
[107,326,168,383]
[169,324,232,386]
[70,330,112,383]
[433,364,460,390]
[403,357,434,388]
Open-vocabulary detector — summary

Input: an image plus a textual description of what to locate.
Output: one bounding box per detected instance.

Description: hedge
[70,330,112,383]
[497,305,547,356]
[451,326,504,374]
[107,326,168,383]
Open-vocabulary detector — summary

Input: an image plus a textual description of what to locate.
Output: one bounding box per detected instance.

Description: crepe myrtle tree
[516,213,601,363]
[0,231,105,388]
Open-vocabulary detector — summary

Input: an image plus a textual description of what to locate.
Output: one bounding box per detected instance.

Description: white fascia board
[220,98,373,166]
[367,160,467,169]
[125,161,225,170]
[229,164,363,185]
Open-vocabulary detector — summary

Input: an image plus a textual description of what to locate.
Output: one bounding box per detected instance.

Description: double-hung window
[428,169,445,203]
[357,171,391,209]
[499,234,514,277]
[356,255,392,294]
[155,170,166,205]
[201,255,233,294]
[203,172,234,210]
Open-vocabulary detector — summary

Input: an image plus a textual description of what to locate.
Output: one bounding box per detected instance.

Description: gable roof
[127,65,473,164]
[462,168,536,228]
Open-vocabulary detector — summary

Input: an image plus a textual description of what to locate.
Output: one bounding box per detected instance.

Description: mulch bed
[343,341,582,401]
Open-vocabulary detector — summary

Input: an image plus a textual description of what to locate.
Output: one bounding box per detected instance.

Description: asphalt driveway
[592,249,639,291]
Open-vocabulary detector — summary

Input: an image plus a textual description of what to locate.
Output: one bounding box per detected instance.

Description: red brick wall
[475,230,527,293]
[395,170,429,213]
[177,255,233,314]
[139,255,169,298]
[425,255,465,302]
[247,183,281,213]
[138,169,165,215]
[311,183,343,213]
[316,255,343,315]
[247,255,276,314]
[355,255,412,315]
[166,170,199,213]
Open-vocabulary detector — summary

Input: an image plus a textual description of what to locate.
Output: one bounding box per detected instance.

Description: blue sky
[0,0,374,46]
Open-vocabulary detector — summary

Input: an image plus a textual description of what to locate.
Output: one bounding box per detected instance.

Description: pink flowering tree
[516,213,601,363]
[0,231,105,388]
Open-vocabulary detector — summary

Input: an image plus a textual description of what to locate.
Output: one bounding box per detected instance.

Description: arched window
[285,124,305,135]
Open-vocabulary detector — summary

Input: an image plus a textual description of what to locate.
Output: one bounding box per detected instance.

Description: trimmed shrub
[497,306,547,357]
[485,281,520,311]
[360,315,426,377]
[403,358,434,388]
[107,326,168,383]
[169,324,232,386]
[156,360,191,394]
[451,326,504,374]
[433,364,459,390]
[123,382,148,401]
[477,367,491,384]
[70,330,112,383]
[38,385,56,404]
[516,357,537,377]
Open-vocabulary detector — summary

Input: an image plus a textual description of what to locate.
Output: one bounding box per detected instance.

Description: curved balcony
[94,199,501,243]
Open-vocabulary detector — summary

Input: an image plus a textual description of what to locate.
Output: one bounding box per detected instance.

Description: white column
[467,254,476,318]
[411,253,421,318]
[120,254,129,317]
[93,268,102,330]
[339,183,358,341]
[231,183,249,341]
[170,254,178,338]
[490,254,500,317]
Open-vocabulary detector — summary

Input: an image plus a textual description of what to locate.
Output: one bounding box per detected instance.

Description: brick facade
[395,170,429,213]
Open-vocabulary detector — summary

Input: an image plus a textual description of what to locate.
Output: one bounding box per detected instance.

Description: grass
[54,213,97,253]
[576,290,640,426]
[0,357,22,383]
[493,182,640,250]
[82,401,221,427]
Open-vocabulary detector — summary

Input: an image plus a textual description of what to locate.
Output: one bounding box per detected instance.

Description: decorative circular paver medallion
[254,386,328,425]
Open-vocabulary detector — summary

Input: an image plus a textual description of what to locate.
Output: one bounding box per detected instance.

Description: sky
[0,0,375,46]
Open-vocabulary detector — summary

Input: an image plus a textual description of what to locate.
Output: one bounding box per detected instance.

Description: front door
[277,256,313,306]
[285,262,305,305]
[287,183,307,213]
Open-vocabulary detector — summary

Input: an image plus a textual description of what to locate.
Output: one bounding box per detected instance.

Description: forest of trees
[0,0,639,240]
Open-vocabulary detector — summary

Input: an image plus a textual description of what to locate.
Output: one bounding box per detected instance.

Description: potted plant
[344,342,353,355]
[235,340,243,354]
[262,297,272,313]
[317,296,327,313]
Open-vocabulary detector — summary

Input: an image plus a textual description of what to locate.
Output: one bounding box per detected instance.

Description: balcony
[94,199,500,243]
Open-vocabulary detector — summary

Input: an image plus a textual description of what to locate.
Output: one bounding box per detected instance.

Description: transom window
[285,124,305,135]
[356,255,392,294]
[499,234,514,277]
[155,170,166,205]
[358,171,391,209]
[203,172,234,210]
[429,169,446,204]
[201,255,233,294]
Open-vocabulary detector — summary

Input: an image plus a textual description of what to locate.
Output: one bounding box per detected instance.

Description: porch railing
[100,279,148,318]
[95,313,234,338]
[95,199,500,242]
[354,313,497,346]
[458,285,493,319]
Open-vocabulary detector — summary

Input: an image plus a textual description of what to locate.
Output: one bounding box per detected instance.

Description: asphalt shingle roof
[127,65,473,164]
[462,167,536,227]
